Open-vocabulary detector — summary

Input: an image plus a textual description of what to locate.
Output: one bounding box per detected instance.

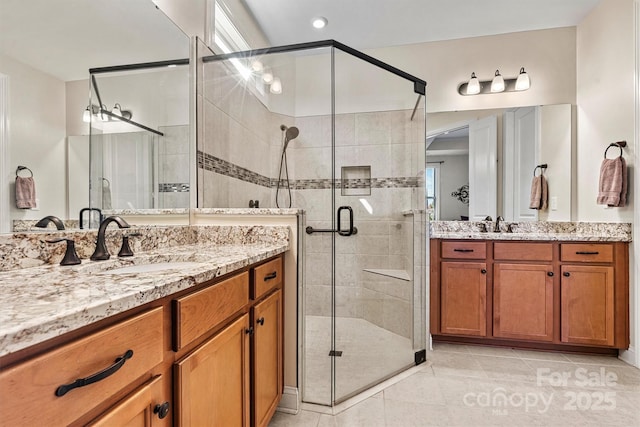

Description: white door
[468,115,497,220]
[503,106,539,222]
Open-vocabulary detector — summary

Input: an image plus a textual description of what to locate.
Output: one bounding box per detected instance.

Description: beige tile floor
[270,342,640,427]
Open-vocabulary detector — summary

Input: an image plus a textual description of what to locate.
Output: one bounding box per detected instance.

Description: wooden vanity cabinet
[559,243,627,348]
[431,239,629,351]
[88,375,169,427]
[0,254,285,427]
[433,241,488,337]
[493,243,554,342]
[173,255,284,427]
[0,307,166,427]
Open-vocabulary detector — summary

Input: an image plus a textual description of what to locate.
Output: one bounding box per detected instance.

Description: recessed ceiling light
[312,17,328,29]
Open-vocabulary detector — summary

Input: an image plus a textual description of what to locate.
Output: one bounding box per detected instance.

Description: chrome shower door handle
[337,206,355,236]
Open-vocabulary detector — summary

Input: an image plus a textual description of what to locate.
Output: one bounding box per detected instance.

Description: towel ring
[533,164,548,177]
[15,166,33,178]
[604,141,626,159]
[102,177,111,186]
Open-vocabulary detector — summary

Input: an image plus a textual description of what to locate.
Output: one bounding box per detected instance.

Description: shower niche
[196,40,427,406]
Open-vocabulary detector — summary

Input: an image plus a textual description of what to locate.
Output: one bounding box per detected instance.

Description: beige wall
[365,27,577,113]
[1,53,67,221]
[577,0,638,367]
[576,0,635,222]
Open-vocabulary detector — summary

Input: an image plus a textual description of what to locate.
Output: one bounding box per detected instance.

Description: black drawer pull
[480,269,487,274]
[547,272,554,277]
[264,271,277,281]
[246,327,254,335]
[575,251,599,255]
[257,317,265,326]
[55,350,133,397]
[563,272,571,277]
[453,249,474,253]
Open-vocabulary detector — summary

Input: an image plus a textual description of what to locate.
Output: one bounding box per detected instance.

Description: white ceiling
[0,0,189,82]
[242,0,601,49]
[0,0,601,82]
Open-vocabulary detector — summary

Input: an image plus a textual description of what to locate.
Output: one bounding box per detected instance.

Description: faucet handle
[478,223,488,233]
[118,233,141,258]
[46,238,81,266]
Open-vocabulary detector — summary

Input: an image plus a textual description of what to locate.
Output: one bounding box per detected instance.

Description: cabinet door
[253,290,283,427]
[494,263,554,341]
[440,262,487,336]
[174,314,250,427]
[88,376,169,427]
[561,265,615,346]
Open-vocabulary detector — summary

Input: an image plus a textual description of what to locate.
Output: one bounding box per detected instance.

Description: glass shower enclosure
[197,40,427,406]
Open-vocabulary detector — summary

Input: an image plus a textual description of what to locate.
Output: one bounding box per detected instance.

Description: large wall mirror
[0,0,190,233]
[426,104,573,222]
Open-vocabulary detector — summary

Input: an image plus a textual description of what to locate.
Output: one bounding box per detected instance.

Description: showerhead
[280,125,300,149]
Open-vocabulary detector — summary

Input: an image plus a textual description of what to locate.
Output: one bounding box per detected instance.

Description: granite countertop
[429,221,632,242]
[0,238,289,358]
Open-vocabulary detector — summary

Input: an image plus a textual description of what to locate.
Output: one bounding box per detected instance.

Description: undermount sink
[100,261,205,275]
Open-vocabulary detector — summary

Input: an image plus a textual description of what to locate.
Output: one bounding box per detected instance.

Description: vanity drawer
[494,242,553,261]
[0,307,163,427]
[252,256,283,300]
[173,271,249,350]
[441,241,486,259]
[560,243,614,263]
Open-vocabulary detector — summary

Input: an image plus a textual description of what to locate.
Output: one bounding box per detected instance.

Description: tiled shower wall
[157,125,190,209]
[198,59,424,340]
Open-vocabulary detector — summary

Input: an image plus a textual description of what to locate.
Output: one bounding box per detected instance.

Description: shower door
[310,47,426,404]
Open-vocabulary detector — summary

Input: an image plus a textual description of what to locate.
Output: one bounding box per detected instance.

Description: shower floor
[303,315,415,405]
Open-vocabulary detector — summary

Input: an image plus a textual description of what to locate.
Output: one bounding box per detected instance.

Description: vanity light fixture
[515,67,530,91]
[312,17,328,29]
[490,70,505,93]
[457,67,531,96]
[466,72,480,95]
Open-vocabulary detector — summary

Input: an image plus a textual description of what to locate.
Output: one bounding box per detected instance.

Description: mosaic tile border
[198,150,420,190]
[159,183,190,193]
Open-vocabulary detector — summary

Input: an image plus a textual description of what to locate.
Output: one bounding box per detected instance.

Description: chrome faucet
[90,216,131,261]
[35,215,65,230]
[493,216,504,232]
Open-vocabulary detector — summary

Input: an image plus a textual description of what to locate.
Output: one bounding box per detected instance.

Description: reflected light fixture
[262,68,274,84]
[251,60,264,73]
[270,77,282,94]
[312,17,328,29]
[112,103,122,117]
[515,67,530,91]
[111,103,132,120]
[491,70,505,93]
[466,72,480,95]
[82,106,91,123]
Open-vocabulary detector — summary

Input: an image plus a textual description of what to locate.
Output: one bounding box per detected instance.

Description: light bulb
[515,67,530,91]
[82,106,91,123]
[466,72,480,95]
[262,69,274,84]
[270,77,282,94]
[251,60,264,73]
[491,70,505,93]
[112,103,122,117]
[312,17,328,29]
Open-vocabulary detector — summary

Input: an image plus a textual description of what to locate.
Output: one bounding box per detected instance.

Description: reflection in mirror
[0,0,190,233]
[88,63,190,215]
[427,104,573,222]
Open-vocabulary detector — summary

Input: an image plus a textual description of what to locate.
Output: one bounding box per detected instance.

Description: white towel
[15,176,36,209]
